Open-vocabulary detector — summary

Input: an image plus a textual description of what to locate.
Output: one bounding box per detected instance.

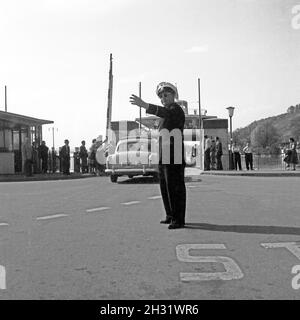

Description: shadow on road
[184,223,300,235]
[118,177,159,184]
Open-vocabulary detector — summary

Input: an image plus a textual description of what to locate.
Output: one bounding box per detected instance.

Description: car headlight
[149,153,153,163]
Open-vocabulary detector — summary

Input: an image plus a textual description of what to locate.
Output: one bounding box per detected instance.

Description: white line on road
[0,265,6,290]
[0,223,9,226]
[85,207,111,213]
[121,201,141,206]
[36,213,69,221]
[176,244,244,281]
[261,242,300,260]
[147,196,162,200]
[187,185,197,188]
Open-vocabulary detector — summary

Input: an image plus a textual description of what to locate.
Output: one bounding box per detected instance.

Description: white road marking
[121,201,141,206]
[291,265,300,290]
[0,223,9,226]
[147,196,162,200]
[176,244,244,281]
[36,213,69,221]
[187,185,197,188]
[261,242,300,260]
[0,265,6,290]
[85,207,111,213]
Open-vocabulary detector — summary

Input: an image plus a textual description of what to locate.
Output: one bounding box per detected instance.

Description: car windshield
[117,140,152,153]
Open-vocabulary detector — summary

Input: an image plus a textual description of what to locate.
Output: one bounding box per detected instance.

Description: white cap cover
[156,82,178,100]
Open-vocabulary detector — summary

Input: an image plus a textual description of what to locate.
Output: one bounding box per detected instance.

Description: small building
[0,110,53,174]
[135,113,229,169]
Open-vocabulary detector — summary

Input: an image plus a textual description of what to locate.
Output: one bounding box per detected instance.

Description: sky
[0,0,300,150]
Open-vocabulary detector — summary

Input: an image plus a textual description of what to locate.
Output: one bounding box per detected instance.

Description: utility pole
[5,86,7,112]
[106,54,113,141]
[198,78,202,129]
[139,82,142,135]
[48,127,58,150]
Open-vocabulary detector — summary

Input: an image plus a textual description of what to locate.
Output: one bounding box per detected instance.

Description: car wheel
[110,175,118,183]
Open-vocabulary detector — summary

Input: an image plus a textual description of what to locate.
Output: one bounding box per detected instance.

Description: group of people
[204,135,223,171]
[230,142,254,171]
[21,137,107,176]
[230,138,299,171]
[77,138,106,175]
[22,139,51,176]
[58,137,107,175]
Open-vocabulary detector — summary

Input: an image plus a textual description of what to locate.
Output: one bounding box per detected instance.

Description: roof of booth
[0,110,54,127]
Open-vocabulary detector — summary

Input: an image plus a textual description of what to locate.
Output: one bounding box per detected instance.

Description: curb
[201,171,300,177]
[0,173,98,183]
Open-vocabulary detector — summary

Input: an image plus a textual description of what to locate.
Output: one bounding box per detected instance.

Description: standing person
[243,142,254,170]
[204,135,211,171]
[60,139,71,175]
[89,139,97,174]
[232,143,242,170]
[287,137,298,170]
[38,141,49,173]
[79,140,89,173]
[31,141,38,174]
[130,82,186,229]
[22,137,33,177]
[215,136,223,170]
[95,138,106,176]
[210,138,216,170]
[73,147,81,173]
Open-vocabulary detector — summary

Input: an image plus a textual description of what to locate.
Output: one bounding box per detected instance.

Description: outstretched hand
[129,94,149,110]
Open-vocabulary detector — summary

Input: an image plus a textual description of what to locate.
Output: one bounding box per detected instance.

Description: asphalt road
[0,174,300,299]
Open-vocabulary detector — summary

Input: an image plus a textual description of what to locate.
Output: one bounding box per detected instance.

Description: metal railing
[39,151,300,173]
[224,152,300,170]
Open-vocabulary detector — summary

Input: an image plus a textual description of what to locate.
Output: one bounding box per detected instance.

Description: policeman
[130,82,186,229]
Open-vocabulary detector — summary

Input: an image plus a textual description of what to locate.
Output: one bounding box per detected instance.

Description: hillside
[233,107,300,145]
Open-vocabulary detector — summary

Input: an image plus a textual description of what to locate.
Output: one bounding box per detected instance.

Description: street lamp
[226,106,235,170]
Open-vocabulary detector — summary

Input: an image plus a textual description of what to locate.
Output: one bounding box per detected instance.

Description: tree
[250,121,280,153]
[290,115,300,142]
[232,126,254,147]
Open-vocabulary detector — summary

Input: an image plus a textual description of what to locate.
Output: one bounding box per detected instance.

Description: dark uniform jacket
[38,145,49,159]
[216,141,223,156]
[60,145,70,160]
[147,103,185,165]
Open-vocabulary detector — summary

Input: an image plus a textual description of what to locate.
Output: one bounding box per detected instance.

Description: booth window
[0,129,7,152]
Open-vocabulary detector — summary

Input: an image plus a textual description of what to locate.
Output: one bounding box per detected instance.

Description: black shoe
[168,223,185,229]
[160,218,172,224]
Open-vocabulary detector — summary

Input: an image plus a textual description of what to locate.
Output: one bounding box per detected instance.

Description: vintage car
[105,137,159,183]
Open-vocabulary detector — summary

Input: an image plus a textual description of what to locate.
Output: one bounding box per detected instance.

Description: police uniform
[146,101,186,228]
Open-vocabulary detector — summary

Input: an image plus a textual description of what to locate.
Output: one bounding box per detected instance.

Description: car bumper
[105,167,157,176]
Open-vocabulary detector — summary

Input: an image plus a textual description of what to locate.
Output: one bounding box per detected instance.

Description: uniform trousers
[24,159,33,176]
[41,157,48,173]
[62,158,70,174]
[233,152,242,170]
[245,153,253,170]
[216,154,223,170]
[158,164,186,225]
[204,149,211,170]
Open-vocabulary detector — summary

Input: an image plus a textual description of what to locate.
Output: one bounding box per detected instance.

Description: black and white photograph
[0,0,300,312]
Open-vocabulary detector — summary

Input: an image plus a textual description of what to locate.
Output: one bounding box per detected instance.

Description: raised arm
[129,95,149,111]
